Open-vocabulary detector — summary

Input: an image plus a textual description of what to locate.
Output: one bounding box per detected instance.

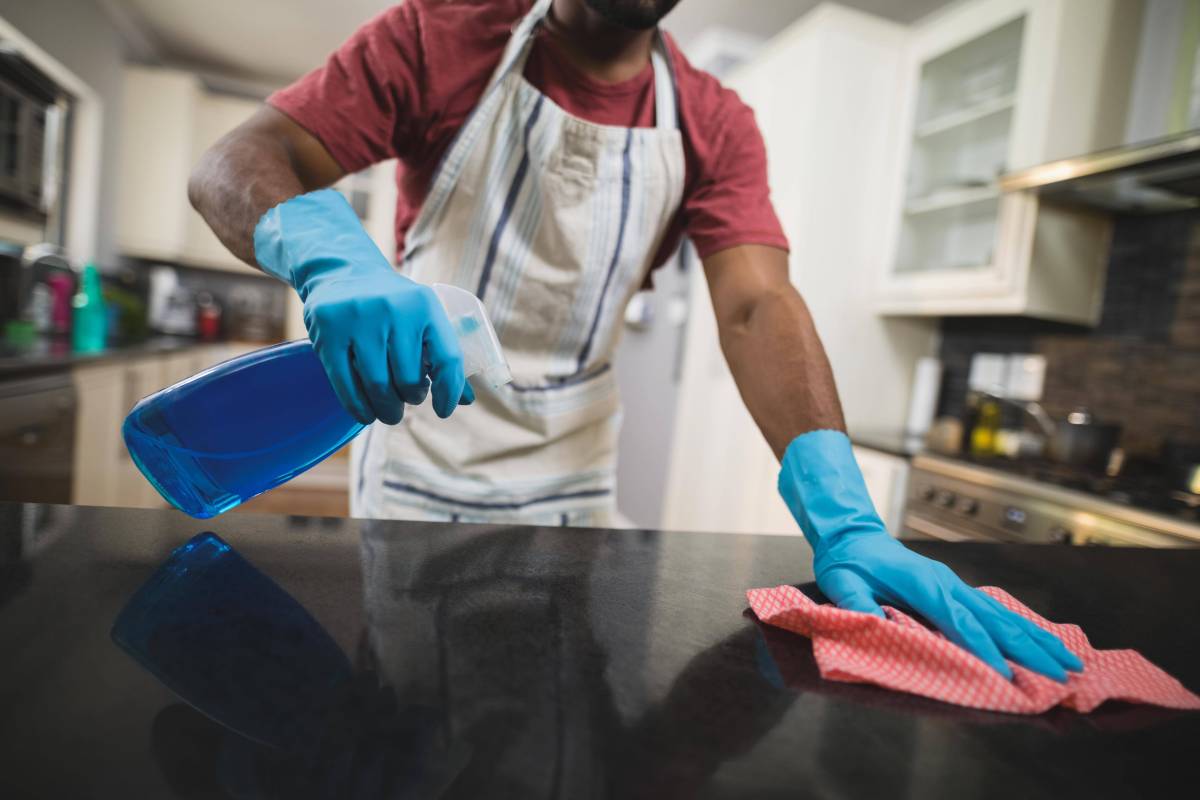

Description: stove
[903,454,1200,548]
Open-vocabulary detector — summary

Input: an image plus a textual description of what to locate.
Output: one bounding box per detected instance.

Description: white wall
[0,0,126,263]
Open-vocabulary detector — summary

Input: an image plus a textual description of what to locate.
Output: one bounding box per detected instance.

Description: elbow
[187,128,242,213]
[721,283,795,338]
[187,145,217,213]
[186,168,204,213]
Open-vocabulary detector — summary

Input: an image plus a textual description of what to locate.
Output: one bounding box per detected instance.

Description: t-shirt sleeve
[685,100,789,259]
[267,4,427,173]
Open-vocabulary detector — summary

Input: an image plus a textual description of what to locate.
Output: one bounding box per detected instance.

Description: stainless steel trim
[998,131,1200,193]
[904,515,981,543]
[912,453,1200,544]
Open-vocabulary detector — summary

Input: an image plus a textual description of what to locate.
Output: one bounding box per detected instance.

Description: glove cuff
[253,188,383,292]
[777,429,888,552]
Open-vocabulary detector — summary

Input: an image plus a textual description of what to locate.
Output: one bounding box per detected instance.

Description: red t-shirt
[268,0,788,274]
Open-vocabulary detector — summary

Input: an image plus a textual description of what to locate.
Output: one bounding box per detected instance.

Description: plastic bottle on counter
[122,284,511,518]
[71,263,107,353]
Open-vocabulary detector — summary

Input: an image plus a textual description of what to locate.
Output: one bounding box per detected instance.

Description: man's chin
[581,0,683,30]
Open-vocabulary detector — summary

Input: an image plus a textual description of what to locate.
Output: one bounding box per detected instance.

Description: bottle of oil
[969,396,1002,457]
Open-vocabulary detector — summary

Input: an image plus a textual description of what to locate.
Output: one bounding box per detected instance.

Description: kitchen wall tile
[938,209,1200,459]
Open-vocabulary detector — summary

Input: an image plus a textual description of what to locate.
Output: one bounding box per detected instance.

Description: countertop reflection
[0,502,1198,799]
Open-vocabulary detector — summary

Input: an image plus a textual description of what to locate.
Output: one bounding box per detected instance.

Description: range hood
[998,130,1200,214]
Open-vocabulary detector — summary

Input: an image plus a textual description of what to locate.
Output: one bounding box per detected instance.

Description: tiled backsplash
[937,209,1200,458]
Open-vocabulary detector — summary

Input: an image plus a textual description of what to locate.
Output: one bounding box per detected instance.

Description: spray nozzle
[432,283,512,390]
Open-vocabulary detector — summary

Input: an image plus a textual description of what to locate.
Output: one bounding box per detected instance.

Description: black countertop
[1,503,1198,799]
[0,335,215,379]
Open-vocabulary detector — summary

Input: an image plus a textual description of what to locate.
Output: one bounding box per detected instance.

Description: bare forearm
[705,245,845,460]
[187,107,344,268]
[721,287,845,458]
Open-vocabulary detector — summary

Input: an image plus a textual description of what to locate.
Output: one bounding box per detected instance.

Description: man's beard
[581,0,682,30]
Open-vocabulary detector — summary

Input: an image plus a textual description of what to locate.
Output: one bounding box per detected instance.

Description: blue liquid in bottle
[123,341,364,518]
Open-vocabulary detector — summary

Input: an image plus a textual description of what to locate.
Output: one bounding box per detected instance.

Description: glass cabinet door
[892,16,1025,281]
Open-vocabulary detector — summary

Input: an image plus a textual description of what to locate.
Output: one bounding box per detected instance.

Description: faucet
[977,390,1057,438]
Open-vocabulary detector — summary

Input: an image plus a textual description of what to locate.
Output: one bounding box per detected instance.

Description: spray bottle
[123,284,510,518]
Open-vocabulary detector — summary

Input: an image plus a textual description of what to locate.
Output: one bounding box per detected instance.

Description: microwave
[0,47,68,229]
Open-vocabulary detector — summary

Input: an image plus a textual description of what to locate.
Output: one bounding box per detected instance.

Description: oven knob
[1048,525,1073,545]
[935,490,957,508]
[957,498,979,515]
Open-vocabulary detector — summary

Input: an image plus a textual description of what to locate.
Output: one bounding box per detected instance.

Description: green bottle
[72,263,107,353]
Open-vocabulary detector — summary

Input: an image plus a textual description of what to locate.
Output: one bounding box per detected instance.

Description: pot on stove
[1046,408,1121,471]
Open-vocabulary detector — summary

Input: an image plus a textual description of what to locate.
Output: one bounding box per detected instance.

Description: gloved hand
[254,189,473,425]
[779,430,1084,682]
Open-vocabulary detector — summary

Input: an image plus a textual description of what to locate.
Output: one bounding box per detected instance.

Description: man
[190,0,1081,683]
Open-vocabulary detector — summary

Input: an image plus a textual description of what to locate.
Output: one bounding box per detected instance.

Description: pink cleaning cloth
[746,585,1200,714]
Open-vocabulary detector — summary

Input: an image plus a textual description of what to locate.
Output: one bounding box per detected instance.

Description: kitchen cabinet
[72,345,235,508]
[876,0,1142,322]
[853,446,910,535]
[662,6,937,536]
[70,364,124,507]
[71,342,352,514]
[114,68,197,265]
[115,67,260,275]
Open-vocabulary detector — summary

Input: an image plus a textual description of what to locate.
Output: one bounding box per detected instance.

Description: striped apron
[351,0,686,526]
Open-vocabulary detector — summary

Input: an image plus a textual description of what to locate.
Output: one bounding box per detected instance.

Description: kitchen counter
[851,428,926,458]
[0,334,222,378]
[1,503,1198,798]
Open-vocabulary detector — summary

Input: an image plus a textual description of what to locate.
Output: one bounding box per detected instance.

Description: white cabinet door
[72,364,125,507]
[875,0,1139,322]
[114,357,168,508]
[853,446,910,536]
[660,251,786,536]
[116,67,199,262]
[116,66,264,274]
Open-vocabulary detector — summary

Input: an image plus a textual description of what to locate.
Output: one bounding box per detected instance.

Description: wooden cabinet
[71,344,352,514]
[71,345,235,509]
[662,6,936,536]
[71,364,126,507]
[116,66,260,274]
[876,0,1142,322]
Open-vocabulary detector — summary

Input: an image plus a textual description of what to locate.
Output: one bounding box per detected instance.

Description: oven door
[902,512,1023,543]
[0,371,76,504]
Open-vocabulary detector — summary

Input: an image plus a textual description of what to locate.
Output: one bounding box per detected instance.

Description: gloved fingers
[421,298,466,419]
[973,589,1084,674]
[459,380,475,406]
[315,338,375,425]
[406,376,431,407]
[351,338,405,426]
[954,586,1069,682]
[901,580,1013,680]
[820,568,886,618]
[386,327,430,406]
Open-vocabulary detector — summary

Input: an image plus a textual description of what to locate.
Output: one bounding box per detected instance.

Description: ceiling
[103,0,954,90]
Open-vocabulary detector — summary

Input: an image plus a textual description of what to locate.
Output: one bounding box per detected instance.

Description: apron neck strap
[649,40,677,131]
[486,0,678,131]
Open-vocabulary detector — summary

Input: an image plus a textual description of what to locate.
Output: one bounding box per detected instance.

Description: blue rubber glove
[779,430,1083,682]
[255,189,473,425]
